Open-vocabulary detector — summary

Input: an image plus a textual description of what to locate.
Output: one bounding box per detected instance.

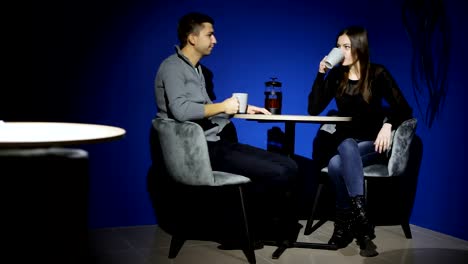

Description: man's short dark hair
[177,12,214,48]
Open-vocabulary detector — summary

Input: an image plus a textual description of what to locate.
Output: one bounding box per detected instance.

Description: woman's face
[337,34,357,66]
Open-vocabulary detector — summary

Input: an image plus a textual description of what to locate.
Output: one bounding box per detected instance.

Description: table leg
[272,121,338,259]
[284,121,295,156]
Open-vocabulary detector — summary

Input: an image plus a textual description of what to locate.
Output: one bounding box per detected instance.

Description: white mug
[324,47,345,69]
[232,93,248,113]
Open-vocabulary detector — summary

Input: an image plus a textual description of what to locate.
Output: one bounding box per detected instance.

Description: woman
[308,26,412,257]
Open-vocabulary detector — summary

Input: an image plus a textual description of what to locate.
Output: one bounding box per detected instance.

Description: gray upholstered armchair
[305,118,423,238]
[147,118,256,264]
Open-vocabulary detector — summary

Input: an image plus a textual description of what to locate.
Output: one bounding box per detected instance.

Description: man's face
[191,22,217,56]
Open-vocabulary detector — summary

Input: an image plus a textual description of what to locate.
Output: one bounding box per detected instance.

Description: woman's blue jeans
[327,138,385,209]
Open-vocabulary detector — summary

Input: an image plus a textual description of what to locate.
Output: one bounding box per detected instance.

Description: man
[154,12,299,247]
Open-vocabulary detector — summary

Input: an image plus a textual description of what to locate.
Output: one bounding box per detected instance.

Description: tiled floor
[89,220,468,264]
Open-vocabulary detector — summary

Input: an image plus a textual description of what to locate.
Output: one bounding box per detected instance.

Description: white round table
[0,121,126,262]
[0,121,126,147]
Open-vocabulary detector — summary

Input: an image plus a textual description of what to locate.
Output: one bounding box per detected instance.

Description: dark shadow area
[403,0,450,128]
[147,165,253,243]
[2,148,91,264]
[291,154,335,222]
[266,125,335,222]
[201,64,216,101]
[7,0,152,122]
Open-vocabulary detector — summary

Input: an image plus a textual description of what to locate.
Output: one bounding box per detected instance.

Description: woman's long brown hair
[337,26,372,103]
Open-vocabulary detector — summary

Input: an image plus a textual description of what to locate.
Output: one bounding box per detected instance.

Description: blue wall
[15,0,467,240]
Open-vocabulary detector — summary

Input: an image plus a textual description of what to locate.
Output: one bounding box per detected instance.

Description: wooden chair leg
[168,237,185,258]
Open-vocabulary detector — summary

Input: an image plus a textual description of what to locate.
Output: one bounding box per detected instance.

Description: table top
[234,114,351,123]
[0,121,126,147]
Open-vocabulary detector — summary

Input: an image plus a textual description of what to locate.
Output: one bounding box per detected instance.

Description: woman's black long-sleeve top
[308,63,413,142]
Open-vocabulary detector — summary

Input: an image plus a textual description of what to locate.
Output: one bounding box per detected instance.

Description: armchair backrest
[152,118,250,186]
[152,118,215,186]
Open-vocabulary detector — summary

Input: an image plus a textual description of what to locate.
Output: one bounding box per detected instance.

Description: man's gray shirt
[154,46,229,141]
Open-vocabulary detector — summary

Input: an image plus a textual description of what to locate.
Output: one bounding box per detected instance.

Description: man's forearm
[204,103,226,117]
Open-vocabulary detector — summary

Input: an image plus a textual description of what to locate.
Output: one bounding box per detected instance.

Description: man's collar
[174,45,201,67]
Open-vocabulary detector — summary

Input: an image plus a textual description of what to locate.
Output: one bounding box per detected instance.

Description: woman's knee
[327,155,341,180]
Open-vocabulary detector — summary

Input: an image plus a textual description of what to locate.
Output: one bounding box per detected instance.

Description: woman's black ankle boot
[328,208,353,249]
[350,195,378,257]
